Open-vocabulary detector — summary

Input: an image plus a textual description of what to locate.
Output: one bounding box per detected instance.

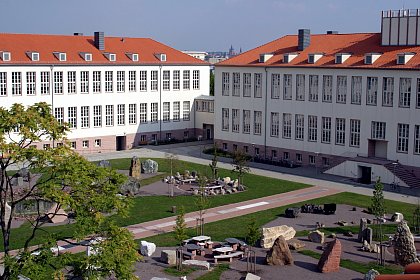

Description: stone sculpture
[358,218,368,242]
[260,225,296,248]
[142,159,159,174]
[393,221,420,266]
[129,156,141,179]
[266,236,294,265]
[318,239,342,273]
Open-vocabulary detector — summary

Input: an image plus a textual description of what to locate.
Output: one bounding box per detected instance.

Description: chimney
[73,32,84,36]
[94,31,105,51]
[326,30,338,34]
[298,29,310,51]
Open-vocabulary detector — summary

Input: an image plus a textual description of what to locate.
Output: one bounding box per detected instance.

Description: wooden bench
[213,251,244,263]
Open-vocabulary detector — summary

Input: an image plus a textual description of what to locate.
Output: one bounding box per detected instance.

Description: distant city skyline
[1,0,419,52]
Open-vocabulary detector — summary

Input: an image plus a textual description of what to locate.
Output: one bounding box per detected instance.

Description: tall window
[254,111,262,135]
[371,121,386,140]
[283,74,292,100]
[163,70,170,91]
[117,104,125,125]
[68,71,76,94]
[271,112,279,137]
[399,78,411,108]
[139,71,147,91]
[0,72,6,96]
[336,76,347,103]
[151,103,158,123]
[129,71,136,92]
[417,78,420,108]
[322,117,331,143]
[254,73,262,98]
[296,74,305,101]
[26,72,36,95]
[351,76,362,105]
[232,72,240,96]
[93,71,101,93]
[243,73,251,97]
[308,115,318,142]
[271,74,281,99]
[139,103,147,123]
[81,106,89,128]
[366,77,378,105]
[309,75,319,102]
[335,118,346,145]
[163,102,170,122]
[282,113,292,139]
[183,70,190,90]
[11,72,22,96]
[382,77,394,107]
[322,75,332,102]
[193,70,200,90]
[105,71,113,92]
[105,105,114,126]
[40,72,49,95]
[173,70,180,90]
[173,102,180,121]
[117,71,125,92]
[232,109,240,133]
[243,110,250,134]
[397,123,409,153]
[415,125,420,154]
[222,72,230,96]
[295,114,304,140]
[183,101,190,120]
[54,71,63,94]
[222,108,229,131]
[54,107,64,125]
[129,104,137,124]
[151,71,158,91]
[350,119,361,147]
[93,105,102,127]
[68,107,77,128]
[80,71,89,94]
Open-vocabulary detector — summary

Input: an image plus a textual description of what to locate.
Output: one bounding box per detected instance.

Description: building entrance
[116,136,126,151]
[358,166,372,184]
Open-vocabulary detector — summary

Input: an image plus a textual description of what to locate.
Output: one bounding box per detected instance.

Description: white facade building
[182,51,208,61]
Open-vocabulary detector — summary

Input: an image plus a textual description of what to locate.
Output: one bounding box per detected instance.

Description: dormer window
[283,53,298,63]
[0,51,10,61]
[155,53,166,62]
[104,53,116,62]
[126,53,139,61]
[308,53,323,64]
[54,52,67,62]
[259,53,273,63]
[335,53,351,64]
[80,52,92,61]
[396,52,415,65]
[364,53,381,65]
[27,52,39,61]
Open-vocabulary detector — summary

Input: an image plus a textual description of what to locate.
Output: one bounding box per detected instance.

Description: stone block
[266,236,293,266]
[140,240,156,257]
[391,212,404,223]
[358,218,368,242]
[182,260,210,270]
[260,225,296,249]
[318,239,342,273]
[287,239,305,250]
[129,156,141,179]
[160,250,176,265]
[245,273,261,280]
[308,230,324,244]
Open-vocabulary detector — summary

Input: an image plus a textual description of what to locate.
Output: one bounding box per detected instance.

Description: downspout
[264,67,268,159]
[159,65,162,141]
[50,65,55,148]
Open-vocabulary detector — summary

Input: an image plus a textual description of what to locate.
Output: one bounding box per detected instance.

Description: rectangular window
[139,103,147,123]
[129,104,137,124]
[308,115,318,142]
[139,71,147,91]
[283,113,292,139]
[105,71,113,92]
[222,108,229,131]
[68,107,77,128]
[271,74,281,99]
[322,117,331,143]
[296,153,302,163]
[243,110,250,134]
[40,72,49,95]
[399,78,411,108]
[415,125,420,154]
[117,104,125,125]
[336,76,347,103]
[173,101,180,121]
[222,72,230,96]
[80,71,89,94]
[350,119,361,147]
[12,72,22,96]
[232,72,240,96]
[151,71,158,91]
[254,111,262,135]
[397,123,409,153]
[117,71,125,92]
[93,71,101,93]
[335,118,346,145]
[129,71,136,92]
[366,77,378,105]
[183,70,190,90]
[95,139,101,147]
[93,105,102,127]
[271,150,277,159]
[163,70,170,91]
[82,140,89,148]
[54,107,64,125]
[243,73,251,97]
[81,106,89,128]
[163,102,170,122]
[54,71,63,94]
[68,71,76,94]
[382,77,394,107]
[322,75,333,102]
[193,70,200,90]
[26,72,36,95]
[309,75,319,102]
[254,73,262,98]
[105,105,114,126]
[151,103,158,123]
[371,121,386,140]
[173,70,180,90]
[284,152,289,160]
[232,109,240,133]
[295,114,304,140]
[271,112,279,137]
[0,72,6,96]
[183,101,190,120]
[417,78,420,108]
[351,76,362,105]
[283,74,292,100]
[296,74,305,101]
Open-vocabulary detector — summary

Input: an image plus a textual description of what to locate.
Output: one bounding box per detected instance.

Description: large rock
[142,159,158,174]
[393,221,420,266]
[308,230,325,244]
[97,160,111,168]
[391,212,404,223]
[140,240,156,257]
[120,177,141,196]
[260,225,296,249]
[182,260,210,270]
[160,250,176,265]
[129,156,141,179]
[317,239,342,273]
[359,218,368,242]
[364,269,380,280]
[287,239,306,250]
[245,273,261,280]
[265,236,294,266]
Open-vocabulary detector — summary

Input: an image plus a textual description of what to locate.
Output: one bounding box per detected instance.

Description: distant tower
[239,47,242,54]
[228,45,235,57]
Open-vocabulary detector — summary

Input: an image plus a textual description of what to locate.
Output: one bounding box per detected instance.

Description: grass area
[196,264,230,280]
[164,266,197,277]
[299,249,403,274]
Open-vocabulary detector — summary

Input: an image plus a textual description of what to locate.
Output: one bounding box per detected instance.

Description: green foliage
[370,178,386,218]
[246,219,260,247]
[209,142,219,180]
[209,72,214,96]
[164,266,197,277]
[195,176,211,219]
[174,206,188,245]
[231,149,251,187]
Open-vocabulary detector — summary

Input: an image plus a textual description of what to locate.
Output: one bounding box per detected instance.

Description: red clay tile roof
[0,33,208,65]
[217,33,420,69]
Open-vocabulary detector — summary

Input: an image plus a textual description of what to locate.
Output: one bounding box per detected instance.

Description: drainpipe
[159,65,162,141]
[50,65,55,148]
[264,67,268,159]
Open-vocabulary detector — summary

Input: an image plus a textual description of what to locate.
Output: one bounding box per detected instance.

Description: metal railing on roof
[382,9,420,18]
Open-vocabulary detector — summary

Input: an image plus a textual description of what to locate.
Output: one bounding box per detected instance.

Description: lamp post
[392,162,398,190]
[315,152,320,175]
[251,143,256,161]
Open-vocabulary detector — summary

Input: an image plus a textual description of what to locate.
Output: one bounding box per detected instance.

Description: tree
[208,142,219,180]
[0,103,139,279]
[173,206,188,246]
[165,152,179,197]
[194,176,211,235]
[231,149,251,189]
[245,219,260,249]
[209,72,214,96]
[370,177,386,218]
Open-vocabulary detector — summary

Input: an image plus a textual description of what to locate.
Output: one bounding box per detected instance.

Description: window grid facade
[81,106,89,128]
[163,102,170,122]
[371,121,386,140]
[222,108,229,131]
[54,71,63,94]
[243,73,251,97]
[163,70,170,91]
[139,71,147,91]
[93,105,102,127]
[283,74,292,100]
[254,111,262,135]
[350,119,361,147]
[68,107,77,129]
[0,72,6,96]
[335,118,346,145]
[151,71,158,91]
[382,77,394,107]
[417,78,420,108]
[271,112,279,137]
[397,123,409,153]
[183,101,190,120]
[336,76,347,103]
[415,125,420,154]
[173,70,180,90]
[54,107,64,125]
[295,114,304,140]
[193,70,200,90]
[399,78,411,108]
[40,72,49,95]
[117,71,125,92]
[271,74,281,99]
[11,72,22,96]
[93,71,101,93]
[80,71,89,94]
[322,117,332,143]
[322,75,333,102]
[129,71,136,92]
[105,71,113,92]
[173,101,180,121]
[117,104,125,125]
[254,73,262,98]
[129,104,137,125]
[309,75,319,102]
[68,71,76,94]
[366,77,378,105]
[26,72,36,95]
[183,70,190,90]
[296,74,305,101]
[283,113,292,139]
[351,76,362,105]
[139,103,147,123]
[151,103,158,123]
[232,72,240,96]
[232,109,240,133]
[243,110,250,134]
[308,115,318,142]
[105,105,114,126]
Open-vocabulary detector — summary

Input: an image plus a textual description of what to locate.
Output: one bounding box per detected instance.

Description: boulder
[308,230,324,244]
[285,207,300,218]
[120,177,141,196]
[317,239,342,273]
[287,239,306,250]
[260,225,296,249]
[160,250,176,265]
[266,236,294,266]
[393,221,420,266]
[182,260,210,270]
[358,218,368,242]
[140,241,156,257]
[142,159,159,174]
[97,160,111,168]
[245,273,261,280]
[364,269,380,280]
[391,212,404,223]
[129,156,141,179]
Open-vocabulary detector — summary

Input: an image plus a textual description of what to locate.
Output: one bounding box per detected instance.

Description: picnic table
[183,243,204,256]
[225,238,246,250]
[192,235,211,243]
[212,246,233,255]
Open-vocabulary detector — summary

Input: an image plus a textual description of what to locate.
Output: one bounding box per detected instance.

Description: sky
[1,0,419,52]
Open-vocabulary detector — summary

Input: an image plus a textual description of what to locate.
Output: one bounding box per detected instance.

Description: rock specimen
[120,177,141,196]
[364,269,380,280]
[260,225,296,248]
[391,212,404,223]
[287,239,305,250]
[317,239,342,273]
[182,260,210,270]
[160,250,176,265]
[97,160,111,168]
[285,207,300,218]
[245,273,261,280]
[142,159,159,174]
[393,221,420,266]
[308,230,325,244]
[129,156,141,179]
[140,240,156,257]
[266,236,294,266]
